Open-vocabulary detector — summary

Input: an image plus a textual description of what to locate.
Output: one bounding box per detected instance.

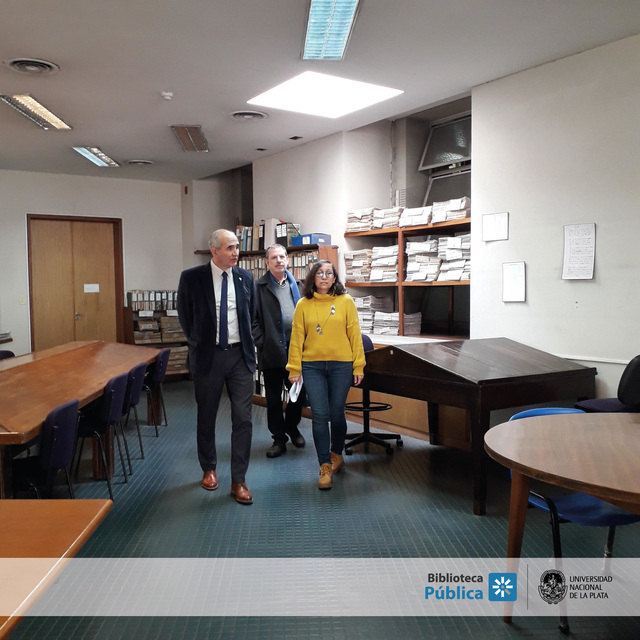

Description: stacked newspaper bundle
[436,233,471,282]
[405,238,441,282]
[353,295,394,333]
[345,207,377,232]
[369,245,399,283]
[431,197,471,224]
[399,206,432,228]
[373,311,422,336]
[344,249,372,282]
[372,206,402,229]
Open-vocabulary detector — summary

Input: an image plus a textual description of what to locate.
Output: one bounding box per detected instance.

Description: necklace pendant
[316,324,323,335]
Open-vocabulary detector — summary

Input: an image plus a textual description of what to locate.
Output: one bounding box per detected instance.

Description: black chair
[0,350,15,360]
[344,335,402,456]
[144,348,171,435]
[12,399,80,498]
[74,373,129,500]
[122,362,149,460]
[509,407,640,634]
[575,354,640,413]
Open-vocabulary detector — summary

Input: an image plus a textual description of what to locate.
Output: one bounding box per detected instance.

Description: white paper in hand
[289,377,303,402]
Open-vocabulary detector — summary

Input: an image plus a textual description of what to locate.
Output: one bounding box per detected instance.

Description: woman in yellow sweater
[287,260,365,490]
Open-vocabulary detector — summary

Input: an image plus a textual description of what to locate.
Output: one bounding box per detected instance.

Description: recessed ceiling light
[231,110,268,121]
[290,136,303,140]
[303,0,360,60]
[247,71,403,119]
[4,57,60,76]
[0,94,71,130]
[73,146,119,167]
[255,148,267,152]
[127,160,154,166]
[170,125,209,152]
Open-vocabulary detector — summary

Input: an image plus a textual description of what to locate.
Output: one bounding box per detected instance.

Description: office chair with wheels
[74,372,129,500]
[575,354,640,413]
[0,350,15,360]
[12,399,80,498]
[123,362,149,460]
[344,334,402,456]
[144,348,171,435]
[509,406,640,635]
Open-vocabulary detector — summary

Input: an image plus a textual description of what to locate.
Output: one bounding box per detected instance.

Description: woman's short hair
[302,260,346,299]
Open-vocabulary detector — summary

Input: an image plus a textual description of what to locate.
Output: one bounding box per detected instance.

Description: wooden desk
[0,498,112,638]
[361,337,597,515]
[0,341,159,498]
[484,413,640,622]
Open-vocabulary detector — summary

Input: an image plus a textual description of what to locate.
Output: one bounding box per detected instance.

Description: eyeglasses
[315,271,335,279]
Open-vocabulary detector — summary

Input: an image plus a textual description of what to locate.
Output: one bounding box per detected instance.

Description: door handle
[75,313,84,321]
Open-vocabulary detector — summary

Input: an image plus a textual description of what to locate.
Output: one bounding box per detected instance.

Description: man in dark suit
[177,228,256,504]
[252,244,306,458]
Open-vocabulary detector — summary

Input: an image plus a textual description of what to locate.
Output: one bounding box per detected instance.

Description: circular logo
[538,569,567,604]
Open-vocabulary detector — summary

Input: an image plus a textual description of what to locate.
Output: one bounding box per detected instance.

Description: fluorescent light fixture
[0,94,71,130]
[303,0,360,60]
[248,71,403,119]
[170,125,209,152]
[73,146,119,167]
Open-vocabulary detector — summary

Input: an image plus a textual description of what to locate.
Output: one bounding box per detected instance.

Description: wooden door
[28,215,124,351]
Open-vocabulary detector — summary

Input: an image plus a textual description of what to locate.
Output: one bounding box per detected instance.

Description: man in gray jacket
[252,244,306,458]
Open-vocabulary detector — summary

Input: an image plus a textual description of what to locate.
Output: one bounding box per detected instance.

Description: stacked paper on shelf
[0,330,11,340]
[431,197,471,223]
[405,238,441,282]
[346,207,377,232]
[372,206,402,229]
[344,249,372,282]
[373,311,422,336]
[436,232,471,281]
[370,245,399,282]
[353,295,394,333]
[399,206,432,227]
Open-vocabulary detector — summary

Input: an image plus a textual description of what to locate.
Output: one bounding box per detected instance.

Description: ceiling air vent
[4,58,60,76]
[231,110,268,121]
[127,160,154,166]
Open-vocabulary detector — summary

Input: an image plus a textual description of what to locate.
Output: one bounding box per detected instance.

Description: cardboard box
[291,233,331,246]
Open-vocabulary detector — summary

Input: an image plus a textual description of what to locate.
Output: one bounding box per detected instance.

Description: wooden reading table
[0,341,159,498]
[0,498,112,638]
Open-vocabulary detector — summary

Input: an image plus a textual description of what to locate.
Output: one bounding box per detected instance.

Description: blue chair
[575,355,640,413]
[74,373,129,500]
[0,350,15,360]
[509,407,640,633]
[344,334,402,456]
[144,348,171,435]
[12,399,80,498]
[123,362,149,461]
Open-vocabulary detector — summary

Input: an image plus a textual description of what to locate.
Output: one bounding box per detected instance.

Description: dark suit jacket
[177,262,256,377]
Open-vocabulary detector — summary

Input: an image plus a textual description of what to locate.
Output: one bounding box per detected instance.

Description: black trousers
[262,367,304,444]
[194,346,253,483]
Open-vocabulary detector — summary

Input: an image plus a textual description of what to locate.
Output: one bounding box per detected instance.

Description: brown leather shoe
[230,482,253,504]
[202,470,218,491]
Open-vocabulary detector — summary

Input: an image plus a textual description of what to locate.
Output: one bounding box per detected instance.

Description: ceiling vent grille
[231,110,268,121]
[4,58,60,76]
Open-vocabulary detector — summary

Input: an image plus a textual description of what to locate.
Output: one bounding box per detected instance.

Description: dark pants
[194,346,254,483]
[262,367,304,444]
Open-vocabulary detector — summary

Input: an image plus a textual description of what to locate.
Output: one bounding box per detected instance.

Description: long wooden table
[361,337,597,515]
[0,498,112,638]
[0,341,159,498]
[484,412,640,622]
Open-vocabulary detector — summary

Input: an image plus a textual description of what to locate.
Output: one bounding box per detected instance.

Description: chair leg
[160,383,168,426]
[604,526,616,558]
[147,388,160,437]
[74,437,86,476]
[118,418,133,475]
[94,432,114,501]
[64,467,75,498]
[133,405,144,458]
[112,424,129,481]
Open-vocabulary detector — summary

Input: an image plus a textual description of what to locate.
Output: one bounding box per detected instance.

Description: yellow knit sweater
[286,293,366,377]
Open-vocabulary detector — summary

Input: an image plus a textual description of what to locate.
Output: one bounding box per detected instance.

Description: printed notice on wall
[562,223,595,280]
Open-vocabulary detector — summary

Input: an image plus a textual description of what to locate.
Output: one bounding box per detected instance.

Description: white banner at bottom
[2,557,638,617]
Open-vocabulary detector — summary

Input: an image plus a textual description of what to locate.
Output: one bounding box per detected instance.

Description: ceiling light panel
[73,146,119,167]
[170,125,209,152]
[303,0,360,60]
[0,94,71,130]
[248,71,403,119]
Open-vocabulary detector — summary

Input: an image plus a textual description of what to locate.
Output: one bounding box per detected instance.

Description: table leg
[471,407,490,516]
[427,402,439,445]
[0,446,11,499]
[504,470,531,623]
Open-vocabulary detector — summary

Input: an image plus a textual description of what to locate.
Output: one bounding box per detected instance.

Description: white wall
[0,170,182,355]
[471,34,640,396]
[253,122,392,275]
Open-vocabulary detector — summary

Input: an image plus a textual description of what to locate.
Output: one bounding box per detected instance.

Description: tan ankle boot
[318,463,332,490]
[331,451,344,473]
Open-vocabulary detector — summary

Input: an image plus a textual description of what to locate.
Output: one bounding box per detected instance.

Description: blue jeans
[302,361,353,465]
